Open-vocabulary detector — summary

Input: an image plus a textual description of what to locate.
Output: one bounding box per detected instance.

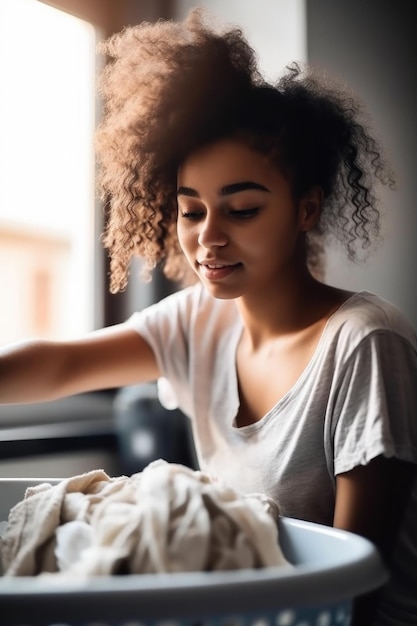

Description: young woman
[1,9,416,625]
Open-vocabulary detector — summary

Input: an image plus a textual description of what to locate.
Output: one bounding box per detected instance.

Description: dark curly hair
[95,8,395,293]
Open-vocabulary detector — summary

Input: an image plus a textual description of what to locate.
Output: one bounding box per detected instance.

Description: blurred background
[0,0,415,478]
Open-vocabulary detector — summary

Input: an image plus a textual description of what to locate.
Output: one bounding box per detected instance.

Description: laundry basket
[0,478,388,626]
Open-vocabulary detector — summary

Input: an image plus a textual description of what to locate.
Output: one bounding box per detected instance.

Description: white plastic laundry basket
[0,478,389,626]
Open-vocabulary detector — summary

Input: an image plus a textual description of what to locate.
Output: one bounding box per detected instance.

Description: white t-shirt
[127,283,417,625]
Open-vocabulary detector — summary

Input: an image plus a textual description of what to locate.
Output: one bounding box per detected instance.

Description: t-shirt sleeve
[331,330,417,475]
[124,287,196,418]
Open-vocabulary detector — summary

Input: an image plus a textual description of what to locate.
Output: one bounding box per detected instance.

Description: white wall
[175,0,307,81]
[307,0,417,326]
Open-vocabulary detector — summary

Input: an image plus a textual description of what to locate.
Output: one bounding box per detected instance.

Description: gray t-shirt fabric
[127,283,417,625]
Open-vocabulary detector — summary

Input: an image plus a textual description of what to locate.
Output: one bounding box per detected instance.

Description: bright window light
[0,0,96,344]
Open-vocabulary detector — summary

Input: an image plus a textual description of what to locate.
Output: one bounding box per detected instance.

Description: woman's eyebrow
[177,186,199,198]
[177,181,271,198]
[220,181,271,196]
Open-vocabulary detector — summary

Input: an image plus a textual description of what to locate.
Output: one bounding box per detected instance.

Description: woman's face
[176,137,318,300]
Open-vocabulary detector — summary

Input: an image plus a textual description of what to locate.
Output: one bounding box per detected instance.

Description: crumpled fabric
[0,459,291,577]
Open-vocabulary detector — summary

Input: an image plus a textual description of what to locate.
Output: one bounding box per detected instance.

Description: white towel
[0,460,291,577]
[0,468,110,576]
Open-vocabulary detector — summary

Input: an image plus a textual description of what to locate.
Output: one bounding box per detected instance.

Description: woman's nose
[197,216,228,248]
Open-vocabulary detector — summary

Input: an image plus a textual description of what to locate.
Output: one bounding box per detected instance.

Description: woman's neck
[235,273,349,350]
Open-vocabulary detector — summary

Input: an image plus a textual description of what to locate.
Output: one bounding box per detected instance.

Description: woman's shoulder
[165,281,236,314]
[327,290,417,350]
[129,281,237,326]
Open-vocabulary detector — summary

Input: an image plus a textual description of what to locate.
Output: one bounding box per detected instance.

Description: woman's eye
[229,208,260,219]
[180,211,203,220]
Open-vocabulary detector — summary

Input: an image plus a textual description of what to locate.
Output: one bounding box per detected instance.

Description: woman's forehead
[176,137,290,202]
[178,137,278,183]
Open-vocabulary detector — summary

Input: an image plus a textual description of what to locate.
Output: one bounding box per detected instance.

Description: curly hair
[95,8,395,293]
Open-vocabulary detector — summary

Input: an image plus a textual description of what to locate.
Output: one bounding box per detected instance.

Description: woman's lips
[198,262,241,280]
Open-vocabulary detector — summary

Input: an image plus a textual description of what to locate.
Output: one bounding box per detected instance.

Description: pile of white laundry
[0,459,291,577]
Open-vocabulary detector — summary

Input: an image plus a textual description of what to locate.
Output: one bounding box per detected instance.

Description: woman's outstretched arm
[0,325,160,404]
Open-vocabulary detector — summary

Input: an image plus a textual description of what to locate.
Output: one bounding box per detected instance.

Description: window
[0,0,96,345]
